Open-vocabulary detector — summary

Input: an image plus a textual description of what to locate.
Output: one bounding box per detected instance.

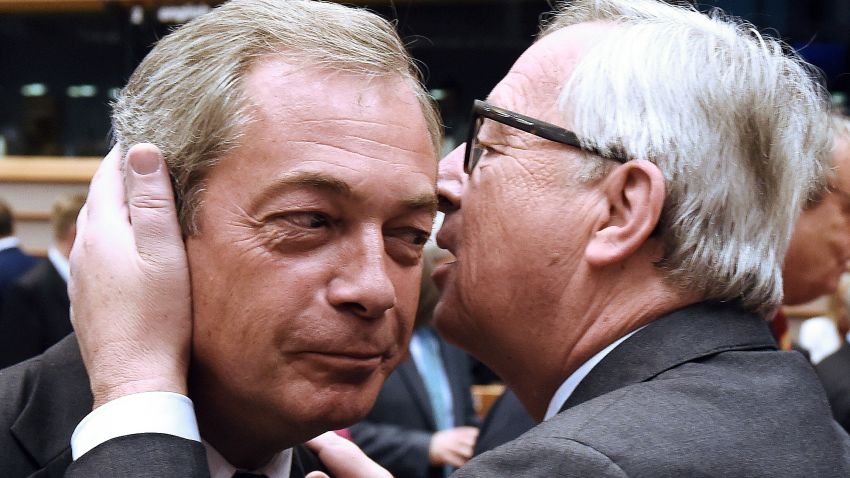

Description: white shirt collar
[47,246,70,283]
[544,327,644,420]
[0,236,20,252]
[204,440,293,478]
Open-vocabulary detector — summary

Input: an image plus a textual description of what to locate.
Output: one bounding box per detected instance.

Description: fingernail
[130,149,161,175]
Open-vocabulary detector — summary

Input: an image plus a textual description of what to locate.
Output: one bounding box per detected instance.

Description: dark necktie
[232,472,269,478]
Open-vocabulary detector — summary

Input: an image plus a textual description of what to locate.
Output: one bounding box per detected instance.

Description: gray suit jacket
[816,341,850,434]
[0,334,322,478]
[454,302,850,477]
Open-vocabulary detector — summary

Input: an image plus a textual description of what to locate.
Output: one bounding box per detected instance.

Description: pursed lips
[295,347,396,365]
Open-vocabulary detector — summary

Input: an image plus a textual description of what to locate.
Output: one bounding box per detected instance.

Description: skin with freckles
[433,23,691,420]
[784,136,850,305]
[185,56,437,468]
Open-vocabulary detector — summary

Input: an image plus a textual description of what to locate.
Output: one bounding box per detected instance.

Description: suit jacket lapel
[289,444,326,478]
[46,261,70,309]
[563,302,777,412]
[11,334,92,471]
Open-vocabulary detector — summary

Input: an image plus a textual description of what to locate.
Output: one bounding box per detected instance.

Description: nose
[327,230,397,320]
[438,145,466,214]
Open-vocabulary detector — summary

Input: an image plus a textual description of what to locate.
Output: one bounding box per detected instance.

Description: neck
[54,237,73,259]
[500,260,699,421]
[189,368,291,470]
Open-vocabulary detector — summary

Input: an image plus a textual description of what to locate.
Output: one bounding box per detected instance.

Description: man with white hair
[66,0,850,476]
[435,2,850,475]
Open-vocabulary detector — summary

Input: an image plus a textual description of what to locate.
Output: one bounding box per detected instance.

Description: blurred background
[1,0,849,158]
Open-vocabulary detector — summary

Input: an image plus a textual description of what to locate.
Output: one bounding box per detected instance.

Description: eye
[385,226,432,264]
[396,228,430,246]
[283,212,331,229]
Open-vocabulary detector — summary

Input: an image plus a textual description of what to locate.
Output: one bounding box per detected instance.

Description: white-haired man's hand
[305,432,394,478]
[70,143,192,409]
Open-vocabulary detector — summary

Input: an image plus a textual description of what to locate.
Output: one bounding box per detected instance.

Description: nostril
[437,194,455,213]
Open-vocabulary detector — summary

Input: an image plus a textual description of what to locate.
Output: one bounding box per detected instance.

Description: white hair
[542,0,831,314]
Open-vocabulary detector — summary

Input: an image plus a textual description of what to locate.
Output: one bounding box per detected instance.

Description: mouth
[431,260,455,290]
[297,350,390,371]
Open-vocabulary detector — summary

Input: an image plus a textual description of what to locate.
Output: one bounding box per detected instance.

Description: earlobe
[585,160,665,267]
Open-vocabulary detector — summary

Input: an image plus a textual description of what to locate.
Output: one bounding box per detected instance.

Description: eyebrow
[250,171,352,210]
[403,191,439,214]
[253,170,438,214]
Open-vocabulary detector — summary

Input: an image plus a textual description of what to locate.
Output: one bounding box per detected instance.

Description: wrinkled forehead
[486,21,618,123]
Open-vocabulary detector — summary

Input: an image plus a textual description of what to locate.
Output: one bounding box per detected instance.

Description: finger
[85,145,127,220]
[124,143,183,262]
[305,473,330,478]
[306,432,392,478]
[445,451,468,468]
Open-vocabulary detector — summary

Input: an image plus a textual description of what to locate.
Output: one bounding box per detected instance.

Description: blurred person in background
[350,246,479,478]
[0,198,38,314]
[812,115,850,434]
[0,193,84,369]
[778,113,850,348]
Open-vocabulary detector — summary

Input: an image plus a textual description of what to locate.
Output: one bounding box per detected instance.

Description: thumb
[306,432,393,478]
[305,473,329,478]
[125,143,183,262]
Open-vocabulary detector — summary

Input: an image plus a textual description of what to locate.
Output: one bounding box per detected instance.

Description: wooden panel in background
[0,157,100,183]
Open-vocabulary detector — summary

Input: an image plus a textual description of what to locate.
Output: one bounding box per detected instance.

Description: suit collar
[562,301,777,412]
[11,334,92,468]
[0,236,21,251]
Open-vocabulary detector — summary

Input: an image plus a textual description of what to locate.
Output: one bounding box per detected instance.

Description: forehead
[487,21,617,122]
[206,57,436,207]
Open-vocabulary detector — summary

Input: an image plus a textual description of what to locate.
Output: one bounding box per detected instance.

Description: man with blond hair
[64,0,850,477]
[0,0,438,476]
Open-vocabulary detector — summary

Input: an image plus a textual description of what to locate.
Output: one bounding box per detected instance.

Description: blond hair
[51,193,86,240]
[113,0,441,234]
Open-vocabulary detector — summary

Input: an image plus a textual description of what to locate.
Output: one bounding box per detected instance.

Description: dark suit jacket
[349,334,480,478]
[0,245,38,312]
[0,260,71,369]
[472,388,534,456]
[455,302,850,477]
[816,341,850,434]
[0,335,325,478]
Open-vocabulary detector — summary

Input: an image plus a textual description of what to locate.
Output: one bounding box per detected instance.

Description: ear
[585,160,665,266]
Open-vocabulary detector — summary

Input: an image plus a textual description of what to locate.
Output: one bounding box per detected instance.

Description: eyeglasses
[463,99,628,174]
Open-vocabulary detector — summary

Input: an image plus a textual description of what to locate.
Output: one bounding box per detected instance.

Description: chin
[304,389,379,431]
[317,373,386,419]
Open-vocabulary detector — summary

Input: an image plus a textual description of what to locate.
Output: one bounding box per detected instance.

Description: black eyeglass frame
[463,99,627,174]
